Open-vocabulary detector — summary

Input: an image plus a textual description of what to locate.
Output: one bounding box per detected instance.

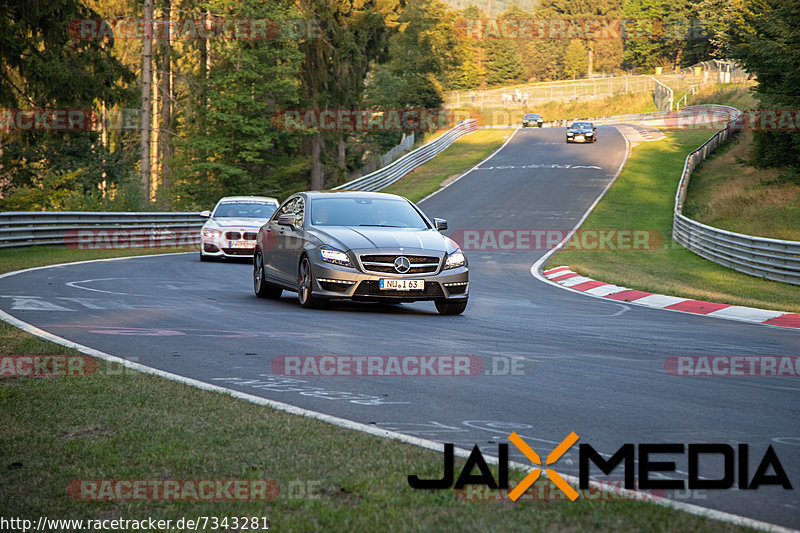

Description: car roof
[216,196,279,203]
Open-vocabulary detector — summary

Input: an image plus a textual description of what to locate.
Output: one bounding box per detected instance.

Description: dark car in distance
[522,113,544,128]
[566,121,597,143]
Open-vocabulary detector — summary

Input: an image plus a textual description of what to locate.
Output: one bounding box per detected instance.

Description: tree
[534,0,624,78]
[298,0,401,189]
[724,0,800,174]
[174,0,305,207]
[622,0,714,71]
[563,40,588,79]
[0,0,139,211]
[369,0,464,107]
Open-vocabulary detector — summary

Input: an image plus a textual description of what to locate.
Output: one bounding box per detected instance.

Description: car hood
[209,217,269,228]
[568,128,592,133]
[311,226,450,253]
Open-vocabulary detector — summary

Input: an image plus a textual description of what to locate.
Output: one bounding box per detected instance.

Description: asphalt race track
[2,126,799,529]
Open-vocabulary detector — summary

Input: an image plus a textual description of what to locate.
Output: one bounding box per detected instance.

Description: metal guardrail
[672,106,800,285]
[0,120,478,249]
[333,119,478,191]
[0,211,205,249]
[652,77,674,112]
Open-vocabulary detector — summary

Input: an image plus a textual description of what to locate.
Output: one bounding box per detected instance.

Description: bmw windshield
[310,197,430,229]
[214,201,277,218]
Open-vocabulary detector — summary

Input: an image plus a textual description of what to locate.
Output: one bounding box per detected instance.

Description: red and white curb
[542,266,800,330]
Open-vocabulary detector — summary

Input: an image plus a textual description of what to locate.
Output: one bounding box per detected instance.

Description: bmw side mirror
[278,214,297,226]
[200,210,211,217]
[434,218,448,231]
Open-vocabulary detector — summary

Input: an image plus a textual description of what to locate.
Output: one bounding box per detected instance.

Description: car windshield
[524,114,540,119]
[310,197,429,229]
[214,201,277,218]
[571,122,592,130]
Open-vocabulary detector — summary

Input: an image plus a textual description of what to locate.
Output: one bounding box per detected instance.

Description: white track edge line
[0,303,794,532]
[529,129,797,333]
[419,127,520,204]
[0,201,794,531]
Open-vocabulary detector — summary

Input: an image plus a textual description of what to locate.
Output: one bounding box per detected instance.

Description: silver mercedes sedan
[252,191,469,314]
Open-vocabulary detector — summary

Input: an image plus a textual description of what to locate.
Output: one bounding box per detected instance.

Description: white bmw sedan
[200,196,279,261]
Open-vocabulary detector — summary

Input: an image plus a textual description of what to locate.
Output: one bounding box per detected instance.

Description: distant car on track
[522,113,543,128]
[200,196,279,261]
[252,191,469,315]
[566,121,597,143]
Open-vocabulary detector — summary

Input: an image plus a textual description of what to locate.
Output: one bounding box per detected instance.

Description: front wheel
[435,300,468,315]
[297,256,326,308]
[254,251,282,299]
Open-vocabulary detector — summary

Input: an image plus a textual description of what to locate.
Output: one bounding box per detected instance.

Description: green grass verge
[0,245,197,274]
[0,251,755,530]
[547,130,800,313]
[383,128,514,202]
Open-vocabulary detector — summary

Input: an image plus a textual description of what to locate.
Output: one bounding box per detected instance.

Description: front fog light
[445,250,465,269]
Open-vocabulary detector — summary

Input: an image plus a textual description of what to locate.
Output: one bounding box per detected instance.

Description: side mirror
[278,213,297,226]
[434,218,448,231]
[200,210,211,218]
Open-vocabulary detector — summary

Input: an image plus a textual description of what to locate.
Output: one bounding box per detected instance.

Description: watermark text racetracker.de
[64,229,199,250]
[69,17,322,41]
[0,355,98,378]
[272,108,477,132]
[271,355,525,377]
[0,109,97,131]
[453,17,712,41]
[451,229,663,252]
[666,355,800,377]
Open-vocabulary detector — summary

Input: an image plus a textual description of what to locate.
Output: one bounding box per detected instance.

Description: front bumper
[567,134,593,143]
[201,234,258,258]
[308,257,469,303]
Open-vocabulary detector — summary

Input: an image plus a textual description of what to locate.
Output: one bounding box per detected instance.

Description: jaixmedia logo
[408,433,793,501]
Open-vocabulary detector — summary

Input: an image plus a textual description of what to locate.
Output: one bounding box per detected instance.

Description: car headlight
[585,132,594,136]
[444,249,466,269]
[567,132,574,136]
[320,247,352,267]
[202,228,221,238]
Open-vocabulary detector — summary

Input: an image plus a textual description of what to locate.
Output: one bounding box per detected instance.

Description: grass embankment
[684,129,800,241]
[1,249,755,530]
[679,84,800,241]
[685,83,758,109]
[547,129,800,313]
[470,91,659,127]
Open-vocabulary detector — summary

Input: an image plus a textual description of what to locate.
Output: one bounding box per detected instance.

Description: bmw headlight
[585,132,594,136]
[202,228,221,238]
[567,132,574,136]
[444,249,466,269]
[320,247,352,267]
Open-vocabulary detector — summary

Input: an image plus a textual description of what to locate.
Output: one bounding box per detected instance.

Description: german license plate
[231,240,254,249]
[379,279,424,291]
[575,135,584,141]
